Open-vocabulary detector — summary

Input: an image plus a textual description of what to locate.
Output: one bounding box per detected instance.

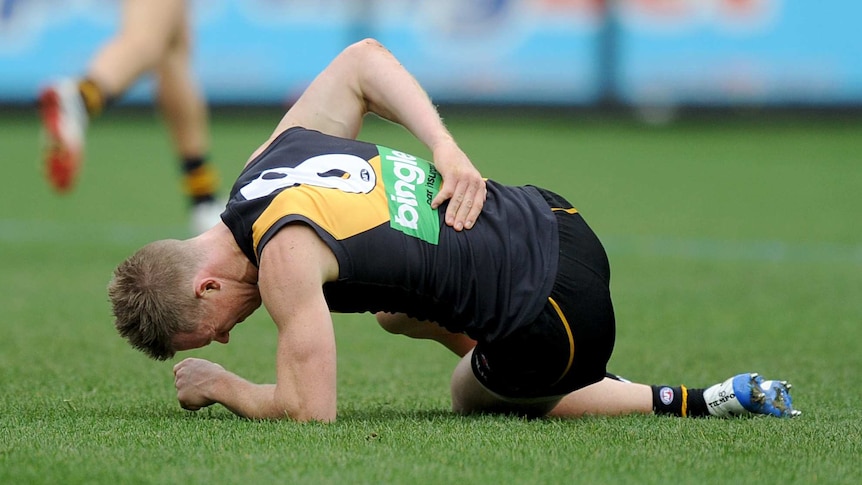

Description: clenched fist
[173,357,225,411]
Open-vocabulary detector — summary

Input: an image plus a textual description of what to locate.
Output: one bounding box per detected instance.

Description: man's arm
[247,38,486,231]
[173,224,339,421]
[256,223,340,421]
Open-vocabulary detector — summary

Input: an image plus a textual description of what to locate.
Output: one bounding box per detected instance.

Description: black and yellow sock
[182,157,219,205]
[77,78,109,117]
[651,385,709,417]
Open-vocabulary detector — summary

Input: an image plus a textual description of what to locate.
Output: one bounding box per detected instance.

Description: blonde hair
[107,239,202,360]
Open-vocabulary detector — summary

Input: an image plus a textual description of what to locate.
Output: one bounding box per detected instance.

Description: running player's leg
[87,0,185,96]
[39,0,186,192]
[153,1,221,234]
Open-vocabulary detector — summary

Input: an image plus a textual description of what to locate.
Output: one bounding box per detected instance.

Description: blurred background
[1,5,860,481]
[2,0,861,114]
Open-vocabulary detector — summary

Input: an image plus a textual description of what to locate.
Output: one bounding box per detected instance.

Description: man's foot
[704,372,801,418]
[190,199,225,235]
[39,79,88,192]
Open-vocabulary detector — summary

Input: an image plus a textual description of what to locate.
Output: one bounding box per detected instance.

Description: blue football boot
[704,372,801,418]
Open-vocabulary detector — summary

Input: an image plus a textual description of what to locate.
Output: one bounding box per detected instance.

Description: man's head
[108,239,203,361]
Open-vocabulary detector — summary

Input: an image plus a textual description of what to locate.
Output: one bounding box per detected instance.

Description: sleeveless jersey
[221,127,559,341]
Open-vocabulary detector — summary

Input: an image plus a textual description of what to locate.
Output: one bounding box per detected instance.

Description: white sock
[703,376,747,418]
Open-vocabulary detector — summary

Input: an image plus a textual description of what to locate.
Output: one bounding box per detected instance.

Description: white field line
[1,218,860,265]
[602,236,862,265]
[0,219,188,247]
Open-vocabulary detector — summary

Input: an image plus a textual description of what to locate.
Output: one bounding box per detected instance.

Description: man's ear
[195,278,221,298]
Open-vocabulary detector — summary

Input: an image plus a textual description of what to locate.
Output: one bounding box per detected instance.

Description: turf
[1,107,860,484]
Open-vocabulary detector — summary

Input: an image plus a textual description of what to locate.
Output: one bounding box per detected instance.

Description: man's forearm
[206,372,283,419]
[206,370,335,422]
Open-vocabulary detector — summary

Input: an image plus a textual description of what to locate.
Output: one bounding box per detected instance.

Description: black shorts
[471,188,616,399]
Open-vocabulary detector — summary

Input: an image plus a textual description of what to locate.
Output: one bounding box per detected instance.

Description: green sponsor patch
[377,145,441,244]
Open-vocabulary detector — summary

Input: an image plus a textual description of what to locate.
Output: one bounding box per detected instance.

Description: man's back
[221,127,558,341]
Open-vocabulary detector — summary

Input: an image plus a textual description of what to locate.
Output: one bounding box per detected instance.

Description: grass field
[1,107,860,484]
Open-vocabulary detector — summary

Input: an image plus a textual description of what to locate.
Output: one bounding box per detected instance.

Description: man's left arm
[254,39,486,231]
[256,224,340,422]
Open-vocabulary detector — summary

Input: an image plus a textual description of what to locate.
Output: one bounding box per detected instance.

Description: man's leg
[375,313,799,418]
[450,350,561,417]
[550,372,800,418]
[376,313,556,415]
[376,312,476,357]
[376,313,555,415]
[548,377,653,417]
[376,313,632,417]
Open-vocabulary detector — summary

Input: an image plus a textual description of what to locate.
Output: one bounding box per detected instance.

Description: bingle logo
[377,144,441,244]
[386,150,425,231]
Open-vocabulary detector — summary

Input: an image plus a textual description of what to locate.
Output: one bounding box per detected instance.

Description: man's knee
[450,351,488,414]
[449,350,560,417]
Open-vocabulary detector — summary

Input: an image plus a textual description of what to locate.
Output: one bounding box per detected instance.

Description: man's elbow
[271,393,337,423]
[340,38,390,65]
[349,37,385,53]
[281,406,336,423]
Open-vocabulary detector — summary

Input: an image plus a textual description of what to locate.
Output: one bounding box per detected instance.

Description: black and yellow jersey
[221,127,559,341]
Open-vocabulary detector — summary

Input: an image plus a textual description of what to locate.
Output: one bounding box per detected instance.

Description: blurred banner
[614,0,862,107]
[0,0,859,106]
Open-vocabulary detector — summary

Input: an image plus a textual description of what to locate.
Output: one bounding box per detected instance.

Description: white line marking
[1,219,859,264]
[603,235,862,265]
[0,219,188,247]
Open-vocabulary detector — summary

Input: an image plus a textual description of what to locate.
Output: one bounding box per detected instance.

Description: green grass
[1,107,861,484]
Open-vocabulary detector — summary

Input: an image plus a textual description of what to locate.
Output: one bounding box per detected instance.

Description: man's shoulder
[260,223,339,281]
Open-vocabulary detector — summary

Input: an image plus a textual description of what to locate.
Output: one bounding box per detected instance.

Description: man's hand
[431,142,486,231]
[173,357,225,411]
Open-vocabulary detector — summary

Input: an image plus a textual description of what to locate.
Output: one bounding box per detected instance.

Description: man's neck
[196,223,259,285]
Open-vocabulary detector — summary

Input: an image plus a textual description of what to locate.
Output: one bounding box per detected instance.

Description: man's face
[172,320,225,352]
[171,290,261,352]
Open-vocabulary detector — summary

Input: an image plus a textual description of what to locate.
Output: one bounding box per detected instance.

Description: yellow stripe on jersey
[252,155,389,255]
